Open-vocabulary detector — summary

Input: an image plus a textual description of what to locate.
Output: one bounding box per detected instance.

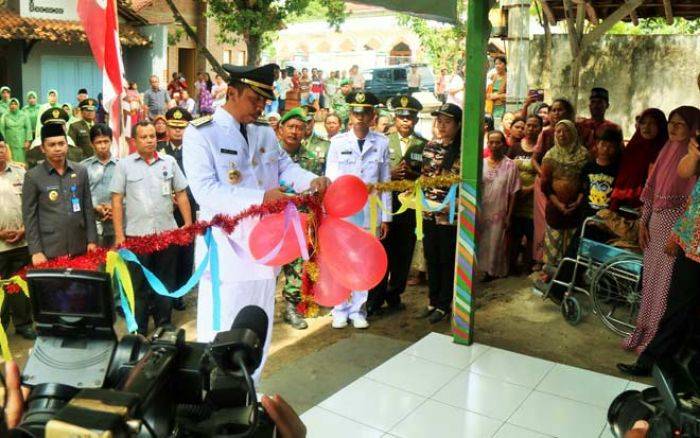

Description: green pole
[452,0,493,345]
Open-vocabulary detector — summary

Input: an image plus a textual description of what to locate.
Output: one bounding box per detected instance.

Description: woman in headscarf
[531,98,576,270]
[539,119,589,275]
[35,89,60,138]
[0,98,31,163]
[22,91,40,138]
[609,108,668,212]
[622,106,700,354]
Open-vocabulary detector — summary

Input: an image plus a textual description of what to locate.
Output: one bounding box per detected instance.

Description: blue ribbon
[117,228,222,332]
[420,184,458,224]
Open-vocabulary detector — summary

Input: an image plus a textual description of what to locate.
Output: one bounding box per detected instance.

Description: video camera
[607,345,700,437]
[5,269,275,437]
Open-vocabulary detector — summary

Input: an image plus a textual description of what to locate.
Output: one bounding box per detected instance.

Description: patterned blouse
[673,179,700,263]
[421,140,460,225]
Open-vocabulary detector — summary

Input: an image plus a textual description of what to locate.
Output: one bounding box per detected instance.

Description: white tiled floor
[300,332,651,438]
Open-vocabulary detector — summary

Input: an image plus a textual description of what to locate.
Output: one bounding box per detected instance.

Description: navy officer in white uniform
[325,91,391,330]
[183,63,330,379]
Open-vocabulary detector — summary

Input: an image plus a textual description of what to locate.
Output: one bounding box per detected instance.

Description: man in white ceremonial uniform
[325,91,391,330]
[182,64,330,380]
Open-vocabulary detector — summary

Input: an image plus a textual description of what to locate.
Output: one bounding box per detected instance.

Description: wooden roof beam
[663,0,674,24]
[581,0,643,49]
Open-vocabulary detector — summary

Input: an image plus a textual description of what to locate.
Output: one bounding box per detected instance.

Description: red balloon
[323,175,368,217]
[313,258,352,307]
[249,213,309,266]
[318,216,388,291]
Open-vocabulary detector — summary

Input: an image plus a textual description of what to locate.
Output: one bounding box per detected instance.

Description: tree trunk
[246,35,262,66]
[164,0,227,78]
[195,0,208,73]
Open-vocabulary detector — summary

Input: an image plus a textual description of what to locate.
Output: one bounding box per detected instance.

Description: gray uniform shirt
[110,153,188,237]
[22,160,97,258]
[81,155,118,237]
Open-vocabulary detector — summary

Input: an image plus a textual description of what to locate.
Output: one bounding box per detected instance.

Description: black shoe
[367,305,385,318]
[416,306,436,319]
[428,309,449,324]
[616,362,651,377]
[173,298,187,311]
[16,325,37,340]
[159,323,177,332]
[283,304,308,330]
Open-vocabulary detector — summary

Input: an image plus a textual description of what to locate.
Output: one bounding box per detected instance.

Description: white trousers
[332,290,368,320]
[197,277,276,383]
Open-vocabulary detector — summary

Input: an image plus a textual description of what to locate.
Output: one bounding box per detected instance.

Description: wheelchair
[541,214,643,337]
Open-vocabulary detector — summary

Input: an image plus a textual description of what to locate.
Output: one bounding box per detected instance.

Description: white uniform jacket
[325,130,392,229]
[183,107,317,282]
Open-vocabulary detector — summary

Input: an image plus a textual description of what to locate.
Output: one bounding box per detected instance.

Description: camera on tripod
[9,268,275,437]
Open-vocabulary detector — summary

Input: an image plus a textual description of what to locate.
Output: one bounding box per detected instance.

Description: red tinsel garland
[4,193,323,293]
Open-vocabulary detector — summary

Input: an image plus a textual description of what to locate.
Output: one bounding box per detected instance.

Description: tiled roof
[0,8,150,47]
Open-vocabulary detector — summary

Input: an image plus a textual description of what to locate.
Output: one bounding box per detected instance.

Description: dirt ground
[3,273,642,383]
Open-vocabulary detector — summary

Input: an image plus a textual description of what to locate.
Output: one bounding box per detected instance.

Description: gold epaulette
[190,115,213,128]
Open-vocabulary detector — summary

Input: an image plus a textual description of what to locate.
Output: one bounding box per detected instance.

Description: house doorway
[178,48,196,95]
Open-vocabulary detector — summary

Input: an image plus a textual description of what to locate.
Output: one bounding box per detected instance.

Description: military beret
[346,91,379,113]
[223,63,279,100]
[280,107,311,125]
[390,94,423,116]
[165,107,193,128]
[78,98,98,111]
[40,107,70,125]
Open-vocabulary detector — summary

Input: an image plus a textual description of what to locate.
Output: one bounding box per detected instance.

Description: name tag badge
[411,153,422,161]
[162,180,171,196]
[341,150,353,155]
[71,197,81,212]
[221,148,238,155]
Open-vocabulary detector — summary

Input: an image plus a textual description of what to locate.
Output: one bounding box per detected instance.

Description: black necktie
[358,138,366,152]
[240,123,248,144]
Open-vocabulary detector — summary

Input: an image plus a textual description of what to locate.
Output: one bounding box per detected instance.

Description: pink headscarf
[641,106,700,210]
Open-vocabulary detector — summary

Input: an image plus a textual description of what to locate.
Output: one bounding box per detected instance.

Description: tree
[207,0,347,66]
[397,0,468,71]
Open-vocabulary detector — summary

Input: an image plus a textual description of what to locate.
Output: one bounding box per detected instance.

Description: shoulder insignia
[190,115,213,128]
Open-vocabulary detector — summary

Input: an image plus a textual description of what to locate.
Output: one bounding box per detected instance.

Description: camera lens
[14,383,79,436]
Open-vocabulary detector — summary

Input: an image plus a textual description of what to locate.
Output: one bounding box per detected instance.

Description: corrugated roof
[542,0,700,22]
[0,8,150,47]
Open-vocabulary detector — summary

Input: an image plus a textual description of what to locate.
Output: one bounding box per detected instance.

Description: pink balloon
[249,213,309,266]
[323,175,368,217]
[318,216,388,291]
[313,258,352,307]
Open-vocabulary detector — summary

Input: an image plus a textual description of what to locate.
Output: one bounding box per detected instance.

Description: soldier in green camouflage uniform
[300,105,330,173]
[26,108,85,169]
[330,79,352,127]
[277,107,326,329]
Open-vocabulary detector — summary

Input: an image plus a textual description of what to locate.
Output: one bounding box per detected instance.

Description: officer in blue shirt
[183,63,330,380]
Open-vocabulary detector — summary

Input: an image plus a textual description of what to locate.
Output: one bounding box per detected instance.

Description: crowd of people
[0,61,699,388]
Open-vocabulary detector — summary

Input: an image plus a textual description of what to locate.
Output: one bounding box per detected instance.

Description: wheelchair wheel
[590,254,643,337]
[561,295,583,326]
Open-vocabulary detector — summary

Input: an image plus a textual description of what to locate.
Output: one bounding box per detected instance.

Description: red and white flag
[77,0,127,156]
